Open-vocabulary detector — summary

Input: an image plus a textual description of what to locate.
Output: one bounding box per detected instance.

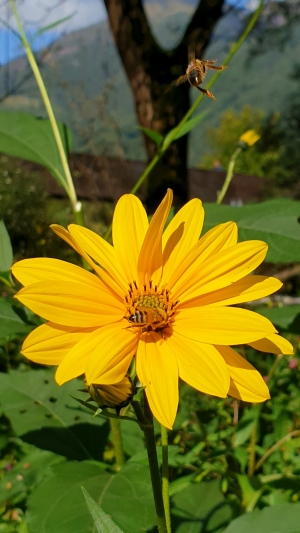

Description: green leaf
[172,480,232,533]
[0,445,64,507]
[0,220,13,272]
[81,487,124,533]
[233,406,261,448]
[172,110,210,140]
[236,475,263,512]
[120,418,145,457]
[203,199,300,263]
[27,461,156,533]
[0,298,31,338]
[0,369,109,460]
[100,462,156,532]
[31,13,76,40]
[0,112,73,193]
[139,127,163,147]
[27,462,111,533]
[257,305,300,331]
[162,110,209,150]
[222,503,300,533]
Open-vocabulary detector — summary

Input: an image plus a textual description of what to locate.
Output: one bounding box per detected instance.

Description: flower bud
[87,375,135,411]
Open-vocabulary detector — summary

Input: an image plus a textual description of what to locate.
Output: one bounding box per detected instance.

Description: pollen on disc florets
[124,280,177,332]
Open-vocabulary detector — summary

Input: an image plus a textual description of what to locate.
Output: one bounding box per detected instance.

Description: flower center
[124,281,176,332]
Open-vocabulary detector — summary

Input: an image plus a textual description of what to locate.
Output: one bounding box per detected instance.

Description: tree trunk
[103,0,225,207]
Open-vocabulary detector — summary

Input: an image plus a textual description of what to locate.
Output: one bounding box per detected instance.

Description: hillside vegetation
[0,5,299,165]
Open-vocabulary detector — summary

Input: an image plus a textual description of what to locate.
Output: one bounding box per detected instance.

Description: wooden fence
[23,153,268,204]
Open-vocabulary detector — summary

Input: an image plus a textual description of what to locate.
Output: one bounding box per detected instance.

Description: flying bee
[128,306,168,332]
[174,47,227,101]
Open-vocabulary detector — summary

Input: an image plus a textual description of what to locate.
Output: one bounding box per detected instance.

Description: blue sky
[0,0,106,64]
[0,29,59,64]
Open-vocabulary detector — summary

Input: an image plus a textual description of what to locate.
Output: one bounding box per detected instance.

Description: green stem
[216,147,241,204]
[247,423,257,476]
[267,353,284,384]
[9,0,80,220]
[74,201,85,226]
[133,400,168,533]
[130,153,161,196]
[109,418,125,470]
[254,429,300,472]
[161,425,171,533]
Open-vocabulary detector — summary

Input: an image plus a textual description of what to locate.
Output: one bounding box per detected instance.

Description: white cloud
[0,0,107,33]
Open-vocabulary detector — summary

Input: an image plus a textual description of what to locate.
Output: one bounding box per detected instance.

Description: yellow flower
[239,129,261,147]
[12,190,293,429]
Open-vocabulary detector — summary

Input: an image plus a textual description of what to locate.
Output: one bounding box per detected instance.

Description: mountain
[0,4,299,165]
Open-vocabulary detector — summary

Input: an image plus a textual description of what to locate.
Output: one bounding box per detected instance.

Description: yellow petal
[15,281,125,328]
[136,331,178,429]
[12,258,104,289]
[216,345,270,402]
[228,379,268,403]
[138,189,173,287]
[173,306,276,345]
[164,329,229,397]
[249,334,294,354]
[178,276,282,309]
[68,224,128,292]
[22,322,95,365]
[112,194,148,283]
[83,321,138,385]
[172,240,268,303]
[51,224,124,300]
[161,199,204,286]
[166,221,237,291]
[51,224,82,255]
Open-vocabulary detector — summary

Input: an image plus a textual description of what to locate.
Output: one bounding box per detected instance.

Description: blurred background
[0,0,300,255]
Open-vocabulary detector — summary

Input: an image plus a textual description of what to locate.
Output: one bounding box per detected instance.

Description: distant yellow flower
[12,190,293,429]
[239,129,261,147]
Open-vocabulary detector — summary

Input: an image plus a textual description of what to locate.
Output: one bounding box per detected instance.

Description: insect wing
[188,43,196,64]
[174,74,188,86]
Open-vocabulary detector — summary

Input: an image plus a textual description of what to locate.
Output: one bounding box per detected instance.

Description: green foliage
[27,461,156,533]
[0,342,300,531]
[0,155,49,260]
[0,369,109,460]
[0,221,13,274]
[222,503,300,533]
[0,156,80,262]
[203,199,300,263]
[139,128,163,147]
[258,305,300,331]
[199,106,287,182]
[0,443,65,513]
[162,110,210,150]
[81,487,124,533]
[280,65,300,189]
[0,112,73,193]
[171,480,232,532]
[0,299,32,339]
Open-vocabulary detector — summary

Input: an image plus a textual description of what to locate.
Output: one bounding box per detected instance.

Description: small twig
[274,265,300,282]
[248,424,257,476]
[254,430,300,472]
